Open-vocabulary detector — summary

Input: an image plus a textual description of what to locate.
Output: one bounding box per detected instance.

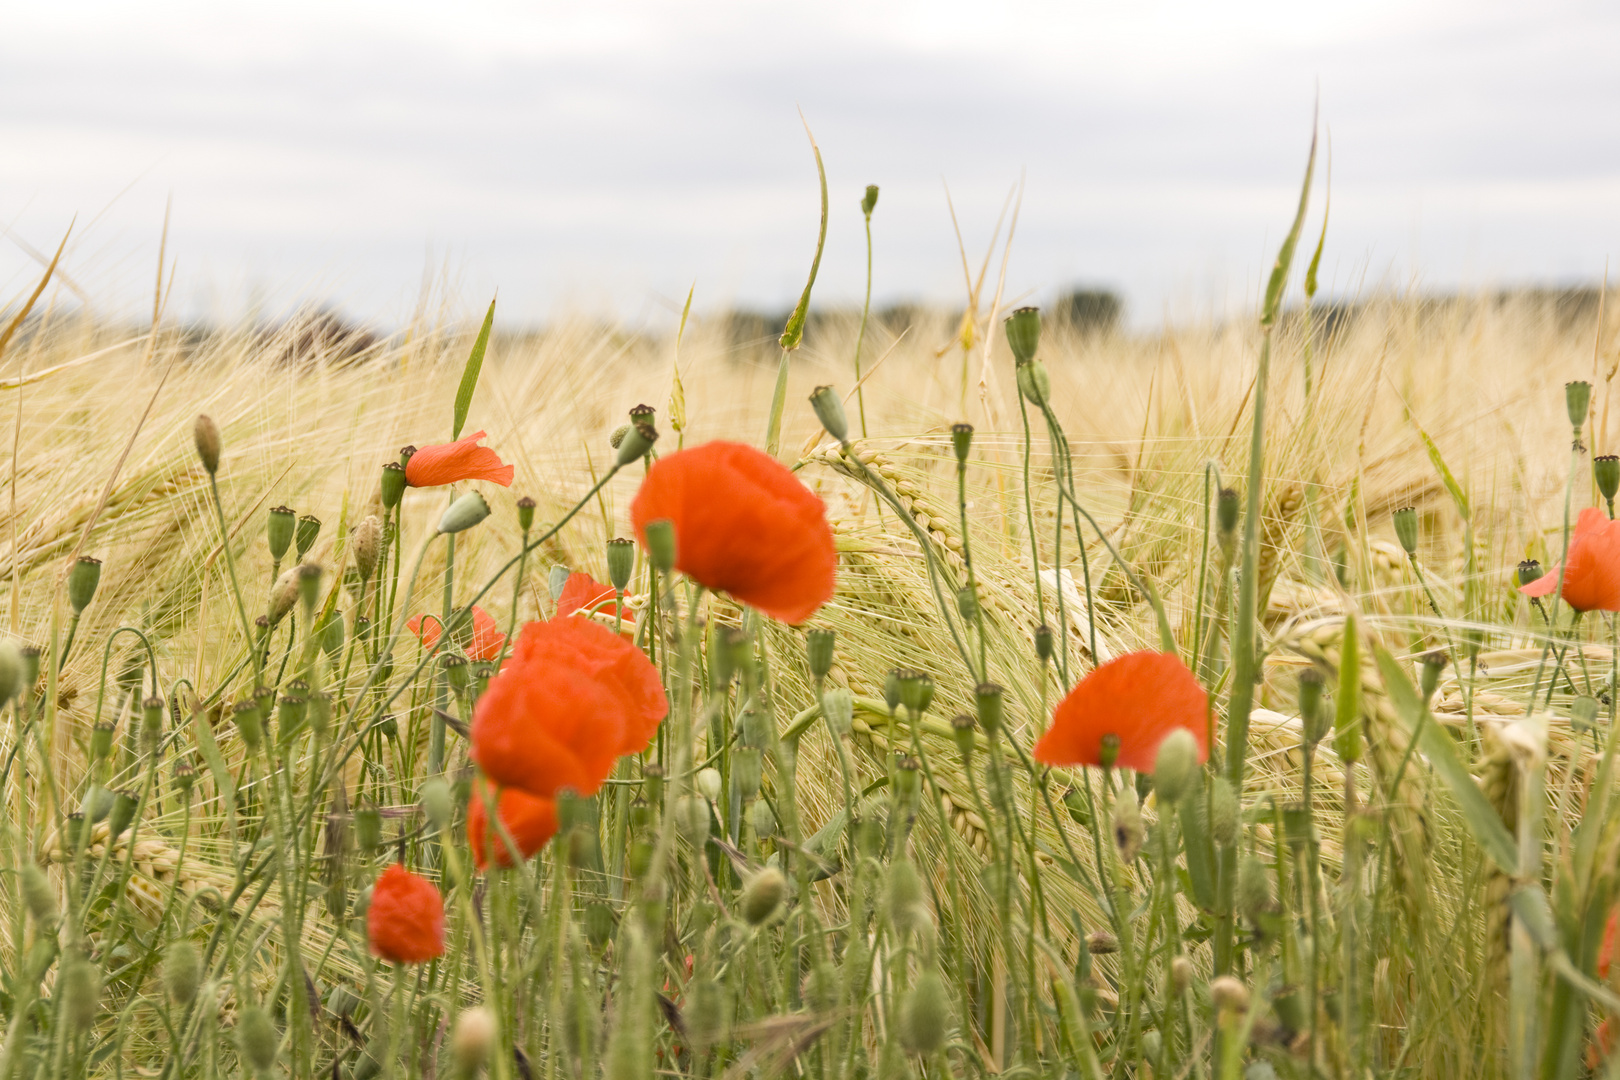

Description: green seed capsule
[606,537,635,592]
[1597,455,1620,503]
[1568,379,1593,430]
[1004,306,1041,365]
[615,421,659,466]
[237,1004,279,1074]
[1016,358,1051,407]
[1217,487,1240,539]
[233,700,263,750]
[516,496,537,533]
[379,462,407,509]
[67,556,102,614]
[897,670,934,718]
[267,506,296,561]
[951,713,976,760]
[861,184,880,217]
[1392,506,1419,557]
[975,682,1004,735]
[164,940,201,1006]
[805,628,835,682]
[643,518,676,573]
[295,514,321,559]
[90,722,116,763]
[900,968,950,1054]
[883,669,902,713]
[108,789,139,838]
[1298,669,1327,745]
[951,422,973,465]
[1034,624,1054,661]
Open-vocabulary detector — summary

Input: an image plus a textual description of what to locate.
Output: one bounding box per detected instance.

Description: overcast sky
[3,0,1619,329]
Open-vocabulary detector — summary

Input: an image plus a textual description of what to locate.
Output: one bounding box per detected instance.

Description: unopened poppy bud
[1005,306,1040,365]
[1298,669,1326,745]
[1217,487,1240,540]
[1112,790,1144,862]
[295,514,321,559]
[233,700,263,749]
[173,761,196,794]
[164,939,201,1005]
[810,385,849,443]
[951,422,973,465]
[1210,777,1239,847]
[749,798,776,839]
[0,640,20,704]
[821,686,854,736]
[1016,358,1052,407]
[297,563,322,611]
[193,414,221,474]
[696,766,723,802]
[975,682,1004,735]
[21,864,54,925]
[676,794,711,846]
[1142,1031,1163,1063]
[1171,955,1193,994]
[237,1004,278,1074]
[606,537,635,592]
[733,747,763,799]
[421,777,454,830]
[67,556,101,614]
[1087,930,1119,954]
[1420,651,1447,701]
[380,462,407,509]
[742,867,787,925]
[438,491,491,534]
[685,977,728,1056]
[883,669,902,713]
[449,1006,495,1076]
[515,495,537,533]
[900,968,949,1054]
[353,515,383,582]
[267,506,296,561]
[356,805,382,851]
[1517,559,1543,588]
[1153,729,1198,804]
[60,953,100,1032]
[268,567,300,626]
[1392,506,1418,556]
[805,628,835,680]
[1598,456,1620,503]
[956,584,978,621]
[951,713,976,759]
[1568,380,1593,430]
[885,858,925,930]
[90,721,116,763]
[1209,975,1250,1014]
[1238,855,1272,921]
[307,691,332,737]
[643,518,677,573]
[861,184,880,216]
[108,788,138,838]
[1034,624,1054,661]
[898,669,934,717]
[615,421,659,466]
[83,784,115,823]
[1097,733,1121,770]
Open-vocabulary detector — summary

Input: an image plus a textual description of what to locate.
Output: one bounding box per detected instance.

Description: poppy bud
[164,939,201,1006]
[684,977,728,1057]
[1016,359,1052,407]
[951,422,973,465]
[951,713,977,759]
[1392,506,1418,557]
[885,858,926,932]
[67,556,101,614]
[438,491,491,534]
[0,640,20,705]
[1517,559,1543,588]
[1568,380,1593,430]
[643,519,677,574]
[267,506,296,562]
[821,687,853,736]
[1004,306,1040,365]
[883,669,902,713]
[237,1004,278,1074]
[452,1006,495,1076]
[1171,955,1193,994]
[805,628,835,681]
[855,815,885,857]
[1034,624,1054,661]
[356,805,383,852]
[233,700,263,750]
[193,414,221,474]
[308,691,332,737]
[1238,855,1272,921]
[742,867,787,925]
[956,584,978,621]
[19,645,39,690]
[1420,651,1447,701]
[975,682,1004,736]
[861,184,880,216]
[584,900,616,950]
[108,788,138,838]
[21,864,55,925]
[1097,733,1121,770]
[749,798,777,839]
[1598,456,1620,503]
[1087,930,1119,954]
[898,669,934,718]
[1217,487,1240,540]
[380,462,407,509]
[60,953,100,1032]
[615,421,659,466]
[606,537,635,592]
[899,968,950,1055]
[173,761,196,795]
[809,385,849,443]
[733,747,763,800]
[1209,975,1250,1014]
[83,784,115,824]
[642,763,665,806]
[268,567,300,626]
[676,794,710,847]
[1112,790,1144,862]
[1152,729,1198,804]
[421,778,454,831]
[295,514,321,559]
[696,767,723,802]
[1209,777,1239,847]
[516,495,537,533]
[90,721,116,763]
[1141,1030,1163,1063]
[352,515,383,582]
[1298,669,1326,745]
[297,563,322,611]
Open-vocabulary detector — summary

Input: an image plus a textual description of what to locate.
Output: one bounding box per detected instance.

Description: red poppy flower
[1519,507,1620,612]
[466,776,558,871]
[557,572,630,622]
[1033,651,1210,773]
[404,430,515,488]
[629,441,836,624]
[470,616,667,798]
[407,605,505,662]
[367,864,445,964]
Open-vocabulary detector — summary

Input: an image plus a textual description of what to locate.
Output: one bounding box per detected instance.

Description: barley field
[2,158,1619,1080]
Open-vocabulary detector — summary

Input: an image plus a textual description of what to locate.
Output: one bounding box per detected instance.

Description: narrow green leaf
[1260,123,1318,326]
[1417,426,1472,522]
[191,707,234,804]
[1334,612,1362,764]
[452,296,497,441]
[777,116,829,353]
[1303,150,1330,302]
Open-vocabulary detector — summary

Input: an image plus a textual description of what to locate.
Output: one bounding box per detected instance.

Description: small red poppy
[1033,651,1210,773]
[470,616,667,798]
[1519,507,1620,612]
[556,571,630,622]
[466,776,558,871]
[629,441,836,625]
[367,863,445,964]
[404,429,515,488]
[407,605,505,662]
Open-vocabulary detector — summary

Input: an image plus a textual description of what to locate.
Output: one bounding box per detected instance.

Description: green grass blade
[452,296,496,440]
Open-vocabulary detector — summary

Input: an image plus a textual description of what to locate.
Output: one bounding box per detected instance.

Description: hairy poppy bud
[1298,669,1326,745]
[1210,777,1239,847]
[1112,790,1144,862]
[60,953,100,1032]
[1034,624,1054,662]
[1210,975,1250,1014]
[643,519,676,574]
[951,422,973,465]
[451,1006,495,1076]
[956,584,978,621]
[356,805,382,852]
[885,858,926,933]
[975,682,1004,736]
[733,747,763,801]
[21,864,55,925]
[1392,506,1418,557]
[900,968,949,1054]
[233,700,263,750]
[606,537,635,592]
[90,721,116,763]
[438,491,491,535]
[810,385,849,443]
[1598,456,1620,504]
[268,566,300,626]
[677,795,710,847]
[742,867,787,925]
[421,778,454,831]
[1420,651,1447,701]
[1087,930,1119,954]
[1171,955,1193,994]
[164,940,201,1006]
[684,977,728,1057]
[380,462,407,509]
[0,640,20,704]
[267,506,296,562]
[897,669,934,718]
[749,798,776,839]
[861,184,879,217]
[67,556,101,614]
[353,515,383,582]
[821,686,853,736]
[951,713,976,759]
[805,628,835,681]
[1016,358,1052,407]
[615,421,658,466]
[1153,729,1198,804]
[237,1004,278,1074]
[1568,380,1593,431]
[609,423,630,450]
[696,767,723,803]
[1004,306,1040,365]
[193,414,221,474]
[1238,855,1272,921]
[295,514,321,559]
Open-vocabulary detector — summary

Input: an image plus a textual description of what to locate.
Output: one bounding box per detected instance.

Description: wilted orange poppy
[367,863,445,964]
[557,571,630,621]
[629,441,836,624]
[1033,651,1210,773]
[1519,507,1620,612]
[407,605,505,662]
[470,616,667,798]
[404,429,515,488]
[466,776,558,871]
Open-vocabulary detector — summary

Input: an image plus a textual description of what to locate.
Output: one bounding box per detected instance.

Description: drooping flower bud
[193,414,221,474]
[884,858,926,933]
[268,567,300,626]
[1238,855,1272,922]
[805,628,834,682]
[237,1004,279,1074]
[1004,306,1040,365]
[606,537,635,592]
[951,422,973,465]
[421,778,454,830]
[899,968,949,1054]
[1016,359,1052,407]
[21,864,55,925]
[1568,380,1593,431]
[742,867,787,925]
[60,952,100,1032]
[353,515,383,581]
[821,687,853,736]
[615,421,659,466]
[452,1006,496,1076]
[438,491,491,534]
[295,514,321,559]
[267,506,296,561]
[163,939,201,1005]
[1209,777,1239,847]
[643,519,677,573]
[1152,729,1198,804]
[516,495,536,533]
[1112,789,1144,862]
[1392,506,1419,557]
[861,184,880,217]
[975,682,1004,736]
[809,385,848,443]
[67,556,102,614]
[380,462,407,509]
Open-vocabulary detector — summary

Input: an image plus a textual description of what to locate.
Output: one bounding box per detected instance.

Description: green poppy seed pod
[268,566,300,626]
[164,940,201,1006]
[895,756,921,803]
[900,968,950,1055]
[90,721,116,763]
[296,563,322,611]
[320,614,344,658]
[1420,651,1447,702]
[1392,506,1418,557]
[642,763,664,806]
[438,491,491,534]
[1517,559,1543,589]
[441,653,470,695]
[584,900,617,951]
[1568,380,1593,430]
[307,692,332,737]
[1217,487,1240,539]
[237,1004,278,1074]
[1112,790,1144,862]
[749,798,776,839]
[60,953,100,1032]
[0,639,20,704]
[253,684,276,724]
[951,422,973,465]
[276,697,306,741]
[809,385,849,443]
[1171,955,1193,994]
[67,556,102,614]
[956,584,978,621]
[975,682,1004,736]
[861,184,880,217]
[885,858,926,932]
[1238,855,1272,922]
[83,784,115,824]
[684,977,728,1057]
[451,1006,495,1076]
[1598,456,1620,502]
[1209,975,1250,1014]
[355,805,382,852]
[1209,777,1239,847]
[376,656,396,691]
[19,645,39,690]
[1152,729,1199,804]
[1034,624,1054,662]
[516,495,537,534]
[695,766,723,802]
[615,421,659,466]
[267,506,296,561]
[606,537,635,592]
[173,761,196,795]
[643,518,677,574]
[742,867,787,925]
[608,423,630,450]
[399,444,417,469]
[1298,668,1326,745]
[421,778,454,831]
[805,628,835,681]
[733,748,763,800]
[1005,306,1041,365]
[897,669,934,718]
[193,414,221,474]
[1097,733,1121,770]
[353,515,383,582]
[677,794,710,847]
[821,686,854,736]
[142,694,165,738]
[1016,358,1052,407]
[379,462,407,509]
[882,669,902,713]
[951,713,976,759]
[295,514,321,559]
[108,788,138,838]
[233,700,263,750]
[21,864,55,925]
